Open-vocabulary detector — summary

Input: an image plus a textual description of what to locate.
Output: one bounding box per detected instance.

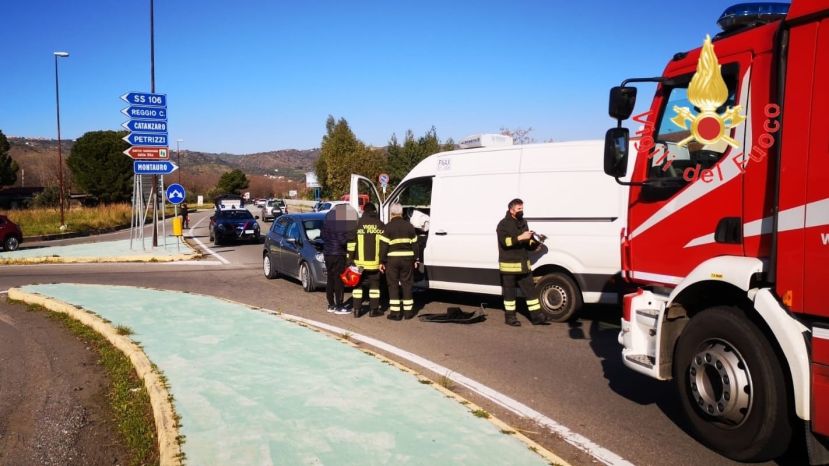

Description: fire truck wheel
[536,272,581,322]
[673,306,792,462]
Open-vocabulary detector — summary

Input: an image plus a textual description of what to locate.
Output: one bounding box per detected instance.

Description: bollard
[172,217,182,237]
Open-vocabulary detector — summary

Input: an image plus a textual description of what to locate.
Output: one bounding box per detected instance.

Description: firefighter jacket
[380,217,421,263]
[496,211,539,274]
[346,212,385,271]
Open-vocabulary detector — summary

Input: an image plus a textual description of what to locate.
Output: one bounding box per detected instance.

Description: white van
[349,137,630,321]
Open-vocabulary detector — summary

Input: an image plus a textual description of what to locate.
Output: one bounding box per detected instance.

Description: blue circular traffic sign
[165,183,186,204]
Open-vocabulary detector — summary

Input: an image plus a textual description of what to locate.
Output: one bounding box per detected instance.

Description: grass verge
[8,203,132,236]
[24,302,160,466]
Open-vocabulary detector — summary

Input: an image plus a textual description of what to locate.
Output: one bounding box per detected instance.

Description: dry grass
[6,203,133,236]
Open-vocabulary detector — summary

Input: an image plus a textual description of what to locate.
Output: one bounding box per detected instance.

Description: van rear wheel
[536,272,581,322]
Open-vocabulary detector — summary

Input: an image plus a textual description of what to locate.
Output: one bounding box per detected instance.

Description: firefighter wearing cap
[347,203,385,317]
[496,198,550,326]
[379,203,421,321]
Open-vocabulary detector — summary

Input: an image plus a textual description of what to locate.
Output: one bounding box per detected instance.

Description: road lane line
[265,311,632,466]
[187,216,230,265]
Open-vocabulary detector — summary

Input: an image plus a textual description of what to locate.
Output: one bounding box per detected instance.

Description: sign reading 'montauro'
[134,160,178,175]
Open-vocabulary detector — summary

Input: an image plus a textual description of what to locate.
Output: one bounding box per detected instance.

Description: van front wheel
[536,272,581,322]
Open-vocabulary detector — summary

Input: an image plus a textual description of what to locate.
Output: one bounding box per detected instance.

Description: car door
[280,219,303,277]
[268,216,290,271]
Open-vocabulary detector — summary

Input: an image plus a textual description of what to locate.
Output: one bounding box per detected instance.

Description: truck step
[625,354,655,368]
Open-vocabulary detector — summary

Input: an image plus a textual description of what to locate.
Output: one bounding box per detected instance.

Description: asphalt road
[2,208,803,466]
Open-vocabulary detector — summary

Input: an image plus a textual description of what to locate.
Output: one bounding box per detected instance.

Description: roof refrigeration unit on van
[350,134,633,322]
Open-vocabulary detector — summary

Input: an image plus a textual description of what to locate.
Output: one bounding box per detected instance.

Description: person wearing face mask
[496,198,550,327]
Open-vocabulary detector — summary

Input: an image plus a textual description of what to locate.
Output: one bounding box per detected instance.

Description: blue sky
[1,1,743,154]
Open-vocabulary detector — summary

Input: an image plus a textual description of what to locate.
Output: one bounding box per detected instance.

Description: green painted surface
[1,238,191,260]
[21,284,547,466]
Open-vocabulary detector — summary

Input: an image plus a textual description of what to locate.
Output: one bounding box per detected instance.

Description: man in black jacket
[346,203,385,317]
[322,203,358,314]
[380,203,421,321]
[496,198,549,326]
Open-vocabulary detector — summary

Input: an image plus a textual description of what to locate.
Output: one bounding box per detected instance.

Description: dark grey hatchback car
[262,213,327,292]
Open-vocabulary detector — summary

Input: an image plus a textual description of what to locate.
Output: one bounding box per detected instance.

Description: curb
[7,288,182,466]
[0,252,197,265]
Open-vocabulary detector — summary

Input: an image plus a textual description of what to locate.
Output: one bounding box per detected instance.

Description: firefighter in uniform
[379,203,421,321]
[347,203,385,318]
[496,198,549,326]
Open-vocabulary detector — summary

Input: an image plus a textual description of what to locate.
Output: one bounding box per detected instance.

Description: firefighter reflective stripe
[352,289,363,299]
[346,241,356,252]
[389,237,416,245]
[499,262,523,272]
[505,236,513,247]
[504,300,516,311]
[389,299,401,312]
[369,290,381,298]
[403,299,414,311]
[526,298,541,311]
[379,235,391,243]
[388,251,414,257]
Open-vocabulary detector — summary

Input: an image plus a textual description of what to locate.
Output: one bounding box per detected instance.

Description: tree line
[0,115,458,205]
[315,115,454,198]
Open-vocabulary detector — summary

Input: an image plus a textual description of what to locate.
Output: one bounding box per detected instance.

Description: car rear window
[220,210,255,220]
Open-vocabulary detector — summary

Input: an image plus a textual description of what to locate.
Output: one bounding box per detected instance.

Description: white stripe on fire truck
[683,197,829,248]
[630,270,683,285]
[814,327,829,340]
[630,69,752,240]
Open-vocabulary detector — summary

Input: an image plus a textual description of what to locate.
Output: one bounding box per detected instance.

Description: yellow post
[172,217,182,237]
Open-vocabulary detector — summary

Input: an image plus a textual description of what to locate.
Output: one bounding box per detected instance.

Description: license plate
[244,229,254,234]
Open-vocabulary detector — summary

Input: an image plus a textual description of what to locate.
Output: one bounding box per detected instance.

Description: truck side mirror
[609,87,637,120]
[604,127,630,178]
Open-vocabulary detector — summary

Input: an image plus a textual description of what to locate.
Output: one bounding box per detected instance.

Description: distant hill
[6,137,319,189]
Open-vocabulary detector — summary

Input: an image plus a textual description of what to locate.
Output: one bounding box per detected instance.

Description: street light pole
[176,139,183,184]
[54,51,69,229]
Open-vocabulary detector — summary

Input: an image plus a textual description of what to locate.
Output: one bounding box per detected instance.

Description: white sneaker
[333,307,351,315]
[327,305,337,313]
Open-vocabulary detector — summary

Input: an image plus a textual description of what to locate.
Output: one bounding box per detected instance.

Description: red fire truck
[602,2,828,462]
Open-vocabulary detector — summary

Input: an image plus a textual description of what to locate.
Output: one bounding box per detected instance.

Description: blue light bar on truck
[717,2,790,32]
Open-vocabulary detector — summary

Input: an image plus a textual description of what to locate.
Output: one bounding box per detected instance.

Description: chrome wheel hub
[689,339,753,426]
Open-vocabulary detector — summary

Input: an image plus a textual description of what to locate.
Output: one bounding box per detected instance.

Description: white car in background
[313,200,349,213]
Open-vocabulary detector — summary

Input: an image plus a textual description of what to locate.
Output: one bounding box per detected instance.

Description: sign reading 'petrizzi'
[121,91,169,166]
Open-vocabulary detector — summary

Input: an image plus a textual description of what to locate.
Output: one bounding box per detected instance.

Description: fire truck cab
[602,2,828,463]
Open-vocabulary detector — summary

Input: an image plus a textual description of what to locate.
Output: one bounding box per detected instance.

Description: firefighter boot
[504,311,521,327]
[369,308,383,318]
[530,311,550,326]
[387,311,403,321]
[403,310,417,320]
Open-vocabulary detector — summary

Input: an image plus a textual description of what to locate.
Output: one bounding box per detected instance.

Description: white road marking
[163,260,224,266]
[188,216,230,265]
[264,310,632,466]
[0,290,8,295]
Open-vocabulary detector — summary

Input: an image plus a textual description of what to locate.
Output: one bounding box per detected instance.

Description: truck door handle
[435,230,447,236]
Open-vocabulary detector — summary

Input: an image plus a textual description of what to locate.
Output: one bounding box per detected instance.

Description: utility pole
[150,0,159,247]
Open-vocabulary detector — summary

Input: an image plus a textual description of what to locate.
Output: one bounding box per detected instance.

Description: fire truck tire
[536,272,582,322]
[673,306,792,462]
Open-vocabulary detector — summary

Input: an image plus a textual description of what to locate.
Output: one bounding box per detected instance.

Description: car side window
[272,216,289,235]
[286,221,300,241]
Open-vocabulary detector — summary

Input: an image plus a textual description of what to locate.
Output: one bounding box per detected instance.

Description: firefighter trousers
[501,273,541,313]
[352,270,381,311]
[386,257,414,313]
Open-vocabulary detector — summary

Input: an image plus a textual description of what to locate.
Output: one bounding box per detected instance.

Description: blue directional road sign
[121,92,166,107]
[165,183,186,204]
[134,160,178,175]
[121,105,167,120]
[124,132,168,146]
[122,120,168,133]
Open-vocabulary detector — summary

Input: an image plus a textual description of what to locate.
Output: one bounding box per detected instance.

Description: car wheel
[300,262,314,292]
[263,253,279,279]
[673,306,792,461]
[536,272,581,322]
[213,233,221,246]
[4,235,20,252]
